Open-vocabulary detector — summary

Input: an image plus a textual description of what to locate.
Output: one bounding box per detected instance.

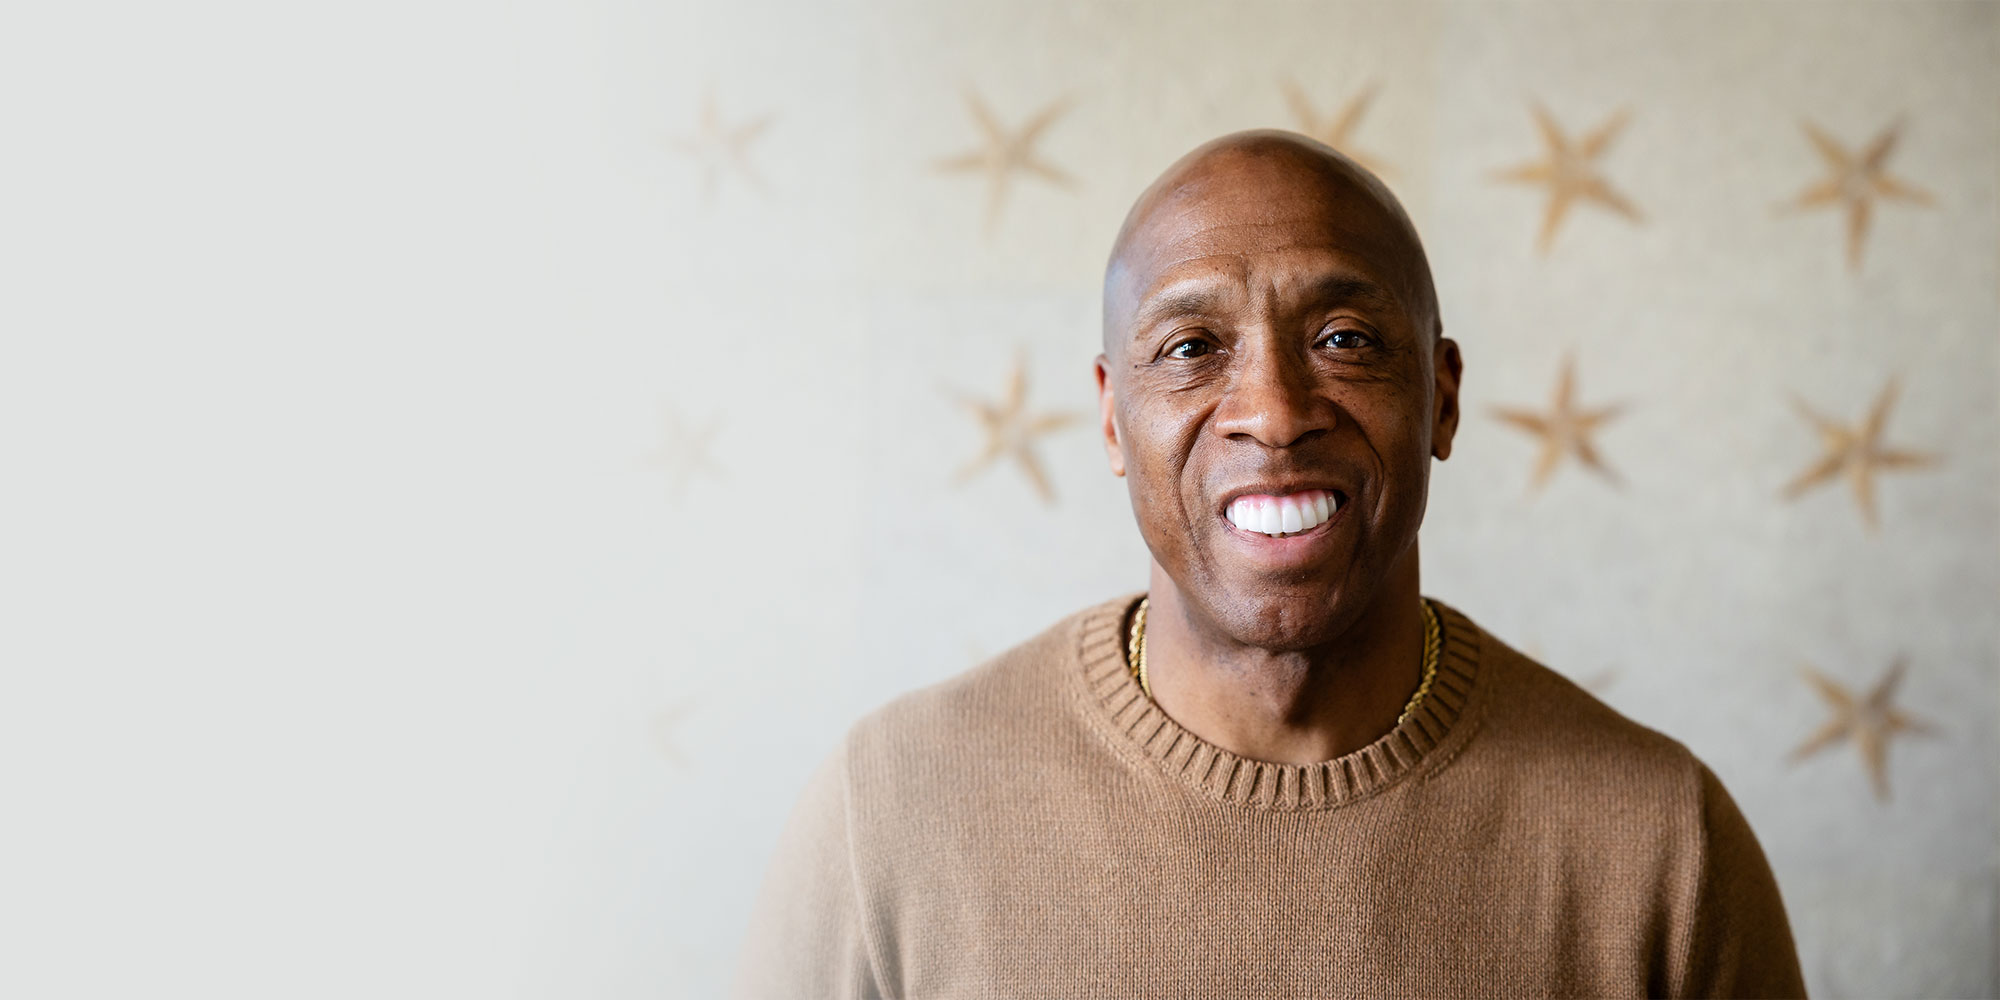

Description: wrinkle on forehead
[1104,130,1438,352]
[1129,249,1406,335]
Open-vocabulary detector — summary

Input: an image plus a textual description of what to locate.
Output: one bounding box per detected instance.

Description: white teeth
[1279,500,1303,534]
[1225,489,1341,537]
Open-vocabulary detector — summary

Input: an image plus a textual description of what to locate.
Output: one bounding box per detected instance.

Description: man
[733,131,1805,999]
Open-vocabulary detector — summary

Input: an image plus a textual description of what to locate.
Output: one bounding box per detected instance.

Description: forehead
[1111,166,1416,324]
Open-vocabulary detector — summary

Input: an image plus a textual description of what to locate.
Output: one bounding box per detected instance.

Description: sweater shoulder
[841,595,1124,778]
[1463,619,1709,802]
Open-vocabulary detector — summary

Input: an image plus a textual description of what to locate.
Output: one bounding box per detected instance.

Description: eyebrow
[1128,274,1402,337]
[1129,283,1232,333]
[1300,274,1402,312]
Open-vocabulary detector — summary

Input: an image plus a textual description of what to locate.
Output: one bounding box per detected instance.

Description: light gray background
[1,1,1993,998]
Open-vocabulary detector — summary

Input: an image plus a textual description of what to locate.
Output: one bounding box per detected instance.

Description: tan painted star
[1493,103,1643,253]
[647,405,722,504]
[1781,377,1935,531]
[936,92,1075,234]
[1281,79,1391,176]
[1524,638,1616,693]
[670,91,775,199]
[651,700,694,769]
[1577,668,1619,694]
[953,355,1079,505]
[1491,355,1625,491]
[1791,659,1934,801]
[1781,118,1932,272]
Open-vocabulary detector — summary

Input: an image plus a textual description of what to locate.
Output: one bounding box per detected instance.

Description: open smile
[1220,488,1346,539]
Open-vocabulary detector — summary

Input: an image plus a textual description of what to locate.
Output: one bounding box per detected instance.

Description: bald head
[1089,129,1464,660]
[1103,130,1440,358]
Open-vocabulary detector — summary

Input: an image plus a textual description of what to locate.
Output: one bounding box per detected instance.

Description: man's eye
[1166,339,1212,360]
[1320,328,1376,350]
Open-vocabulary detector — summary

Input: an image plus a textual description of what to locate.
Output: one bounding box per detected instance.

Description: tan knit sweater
[734,594,1806,999]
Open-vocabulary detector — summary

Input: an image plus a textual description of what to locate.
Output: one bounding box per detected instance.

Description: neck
[1141,551,1426,766]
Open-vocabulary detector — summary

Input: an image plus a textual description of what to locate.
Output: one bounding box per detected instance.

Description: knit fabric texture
[733,594,1807,999]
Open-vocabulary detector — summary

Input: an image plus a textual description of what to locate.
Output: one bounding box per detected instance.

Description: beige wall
[643,3,1999,996]
[4,1,1992,997]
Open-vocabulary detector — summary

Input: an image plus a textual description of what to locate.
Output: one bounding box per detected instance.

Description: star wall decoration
[651,700,694,770]
[1791,659,1934,801]
[670,91,775,199]
[1781,377,1935,531]
[1493,103,1643,253]
[648,405,723,504]
[1577,667,1619,694]
[1280,79,1391,176]
[1491,355,1625,492]
[1524,638,1616,694]
[1781,118,1932,272]
[936,92,1075,234]
[952,354,1079,505]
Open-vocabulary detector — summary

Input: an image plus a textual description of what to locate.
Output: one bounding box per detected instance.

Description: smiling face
[1098,131,1461,651]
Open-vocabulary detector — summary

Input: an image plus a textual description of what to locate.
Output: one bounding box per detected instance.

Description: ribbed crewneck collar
[1072,592,1486,811]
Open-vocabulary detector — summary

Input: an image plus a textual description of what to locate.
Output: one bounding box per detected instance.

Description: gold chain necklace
[1126,597,1441,727]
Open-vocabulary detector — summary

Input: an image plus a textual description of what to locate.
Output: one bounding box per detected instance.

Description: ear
[1431,335,1463,461]
[1093,354,1126,477]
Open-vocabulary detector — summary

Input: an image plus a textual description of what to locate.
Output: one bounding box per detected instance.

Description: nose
[1210,339,1336,449]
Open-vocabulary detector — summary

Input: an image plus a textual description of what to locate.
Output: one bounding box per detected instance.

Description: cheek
[1350,396,1432,484]
[1379,406,1432,463]
[1362,404,1436,530]
[1124,406,1209,528]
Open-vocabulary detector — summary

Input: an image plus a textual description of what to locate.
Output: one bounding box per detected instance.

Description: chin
[1203,580,1364,652]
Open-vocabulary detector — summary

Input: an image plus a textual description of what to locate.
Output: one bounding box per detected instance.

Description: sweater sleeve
[730,738,883,1000]
[1673,762,1808,999]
